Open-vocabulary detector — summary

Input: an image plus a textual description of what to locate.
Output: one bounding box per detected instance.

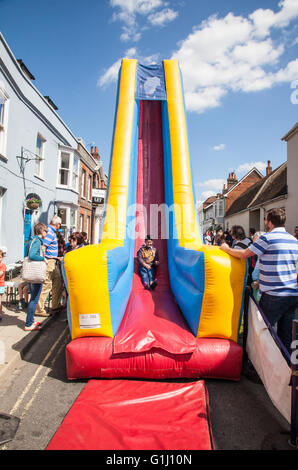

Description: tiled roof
[281,122,298,141]
[225,180,264,216]
[226,163,287,217]
[250,163,287,208]
[203,196,217,209]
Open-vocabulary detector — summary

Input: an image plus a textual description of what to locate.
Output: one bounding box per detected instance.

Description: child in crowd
[250,231,264,303]
[213,227,225,246]
[18,280,29,310]
[0,249,7,320]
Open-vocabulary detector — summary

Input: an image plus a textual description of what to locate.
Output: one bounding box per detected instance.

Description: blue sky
[1,0,298,204]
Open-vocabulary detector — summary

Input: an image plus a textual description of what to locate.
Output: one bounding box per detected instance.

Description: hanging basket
[26,199,41,210]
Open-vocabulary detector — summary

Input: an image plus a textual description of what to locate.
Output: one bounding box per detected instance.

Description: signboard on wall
[92,189,106,205]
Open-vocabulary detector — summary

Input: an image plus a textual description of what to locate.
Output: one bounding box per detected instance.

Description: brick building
[224,162,287,233]
[223,167,263,214]
[198,166,264,233]
[90,145,107,243]
[77,142,107,244]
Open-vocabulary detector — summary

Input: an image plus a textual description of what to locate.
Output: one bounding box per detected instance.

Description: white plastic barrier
[246,297,292,424]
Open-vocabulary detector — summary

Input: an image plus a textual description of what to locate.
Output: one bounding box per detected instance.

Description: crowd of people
[203,226,256,248]
[139,212,298,359]
[219,209,298,356]
[202,210,298,357]
[1,208,297,360]
[0,215,90,330]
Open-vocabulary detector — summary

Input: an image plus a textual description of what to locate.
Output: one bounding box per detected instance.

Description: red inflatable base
[47,379,214,450]
[66,336,243,381]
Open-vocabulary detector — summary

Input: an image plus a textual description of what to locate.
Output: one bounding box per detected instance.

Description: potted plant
[26,197,41,210]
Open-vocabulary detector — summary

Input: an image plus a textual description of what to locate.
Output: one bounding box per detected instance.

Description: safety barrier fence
[242,287,298,449]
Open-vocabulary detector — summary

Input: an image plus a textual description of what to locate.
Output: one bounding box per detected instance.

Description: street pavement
[0,301,55,385]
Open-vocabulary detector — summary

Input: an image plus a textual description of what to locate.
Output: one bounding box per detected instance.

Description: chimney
[266,160,272,176]
[91,145,100,160]
[227,172,238,190]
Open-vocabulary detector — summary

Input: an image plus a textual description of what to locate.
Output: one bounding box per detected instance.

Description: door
[24,209,32,256]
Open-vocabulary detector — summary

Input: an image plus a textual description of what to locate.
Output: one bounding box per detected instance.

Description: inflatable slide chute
[62,59,247,367]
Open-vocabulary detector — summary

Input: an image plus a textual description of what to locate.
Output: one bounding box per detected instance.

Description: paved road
[0,311,86,450]
[0,311,293,451]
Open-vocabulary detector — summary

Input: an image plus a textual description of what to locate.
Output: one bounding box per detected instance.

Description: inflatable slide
[62,59,247,381]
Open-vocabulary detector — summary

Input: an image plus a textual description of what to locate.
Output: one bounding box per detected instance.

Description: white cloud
[148,8,178,26]
[97,48,137,88]
[97,48,159,88]
[171,0,298,113]
[201,190,216,200]
[198,178,226,190]
[273,58,298,83]
[212,144,225,151]
[250,0,298,37]
[195,178,225,204]
[110,0,163,15]
[235,161,267,174]
[110,0,177,41]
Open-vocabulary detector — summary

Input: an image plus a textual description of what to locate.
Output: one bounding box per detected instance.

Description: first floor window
[59,152,70,186]
[35,134,45,178]
[72,156,79,191]
[87,215,91,239]
[70,208,76,228]
[58,207,67,228]
[79,213,84,232]
[81,169,86,198]
[88,174,92,201]
[0,88,9,157]
[57,206,77,239]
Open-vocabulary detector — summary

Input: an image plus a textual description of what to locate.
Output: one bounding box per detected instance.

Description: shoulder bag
[22,239,47,284]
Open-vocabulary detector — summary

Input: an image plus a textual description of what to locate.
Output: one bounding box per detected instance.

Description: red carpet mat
[47,379,214,450]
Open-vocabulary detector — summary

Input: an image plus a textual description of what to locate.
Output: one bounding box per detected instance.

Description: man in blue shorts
[220,208,298,354]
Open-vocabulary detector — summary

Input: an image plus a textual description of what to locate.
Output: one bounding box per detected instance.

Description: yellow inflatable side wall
[63,59,137,340]
[163,60,246,342]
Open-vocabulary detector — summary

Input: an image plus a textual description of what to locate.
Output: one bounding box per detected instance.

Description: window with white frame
[88,174,92,201]
[70,208,77,228]
[35,134,45,178]
[58,151,70,186]
[79,213,84,231]
[72,156,79,191]
[0,87,9,158]
[81,169,86,198]
[57,149,79,192]
[57,206,77,239]
[218,200,224,217]
[86,215,91,240]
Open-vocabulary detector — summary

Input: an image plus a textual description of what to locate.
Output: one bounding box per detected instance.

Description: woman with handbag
[24,223,48,331]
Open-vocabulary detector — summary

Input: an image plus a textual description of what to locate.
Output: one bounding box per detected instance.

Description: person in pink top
[0,249,7,320]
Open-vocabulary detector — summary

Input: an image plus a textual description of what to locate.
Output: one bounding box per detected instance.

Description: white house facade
[282,123,298,235]
[0,32,82,264]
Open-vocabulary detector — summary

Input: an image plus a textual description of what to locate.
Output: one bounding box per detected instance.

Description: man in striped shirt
[35,215,64,317]
[220,208,298,354]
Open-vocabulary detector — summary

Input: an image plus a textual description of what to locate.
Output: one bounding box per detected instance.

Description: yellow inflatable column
[64,59,137,340]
